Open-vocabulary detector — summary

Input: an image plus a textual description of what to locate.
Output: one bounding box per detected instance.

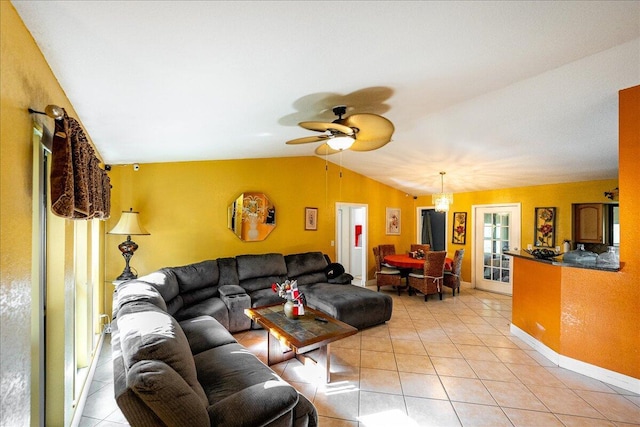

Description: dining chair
[378,244,397,268]
[443,249,464,296]
[373,246,403,295]
[410,244,431,253]
[408,250,447,301]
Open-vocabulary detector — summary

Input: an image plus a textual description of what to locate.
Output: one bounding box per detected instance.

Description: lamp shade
[108,210,150,235]
[327,135,355,151]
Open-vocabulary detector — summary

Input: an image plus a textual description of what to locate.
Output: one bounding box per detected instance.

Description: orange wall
[512,258,561,351]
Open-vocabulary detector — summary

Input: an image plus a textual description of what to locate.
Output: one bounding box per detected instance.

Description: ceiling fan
[285,106,394,155]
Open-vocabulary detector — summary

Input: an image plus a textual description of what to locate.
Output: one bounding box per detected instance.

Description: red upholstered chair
[373,246,403,295]
[443,249,464,296]
[408,251,447,301]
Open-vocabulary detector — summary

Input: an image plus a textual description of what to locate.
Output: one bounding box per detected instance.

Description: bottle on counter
[597,246,620,268]
[563,243,597,266]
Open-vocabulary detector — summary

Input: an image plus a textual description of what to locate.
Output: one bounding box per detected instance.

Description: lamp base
[116,269,137,281]
[117,236,138,281]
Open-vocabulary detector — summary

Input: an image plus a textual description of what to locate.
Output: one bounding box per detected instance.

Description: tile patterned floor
[80,286,640,426]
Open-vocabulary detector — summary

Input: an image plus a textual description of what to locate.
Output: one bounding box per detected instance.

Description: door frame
[471,203,521,295]
[335,202,368,287]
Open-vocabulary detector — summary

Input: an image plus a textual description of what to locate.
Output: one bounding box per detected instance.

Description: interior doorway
[335,203,367,287]
[416,206,447,251]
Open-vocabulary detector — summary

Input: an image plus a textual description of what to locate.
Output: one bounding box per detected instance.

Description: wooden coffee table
[244,304,357,382]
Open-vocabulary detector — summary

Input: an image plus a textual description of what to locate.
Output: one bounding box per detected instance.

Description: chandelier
[432,171,453,213]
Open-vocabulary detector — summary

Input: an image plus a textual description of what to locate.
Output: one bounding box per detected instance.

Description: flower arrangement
[271,280,305,318]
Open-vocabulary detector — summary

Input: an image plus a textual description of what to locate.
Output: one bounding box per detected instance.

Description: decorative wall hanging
[305,207,318,231]
[452,212,467,244]
[385,207,401,235]
[534,207,556,248]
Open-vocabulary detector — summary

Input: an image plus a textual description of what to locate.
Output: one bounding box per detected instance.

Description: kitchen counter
[504,250,621,272]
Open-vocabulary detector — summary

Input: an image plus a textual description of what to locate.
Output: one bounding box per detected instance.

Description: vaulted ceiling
[13,1,640,195]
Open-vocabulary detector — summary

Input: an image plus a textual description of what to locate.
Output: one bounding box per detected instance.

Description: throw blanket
[50,109,110,219]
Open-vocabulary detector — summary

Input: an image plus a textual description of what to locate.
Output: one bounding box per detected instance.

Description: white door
[335,203,367,287]
[473,204,521,295]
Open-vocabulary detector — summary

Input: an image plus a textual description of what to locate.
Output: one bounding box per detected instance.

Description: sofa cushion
[236,253,287,281]
[248,288,285,308]
[240,275,288,293]
[174,297,230,329]
[137,269,180,303]
[217,257,240,287]
[179,315,237,355]
[302,283,393,329]
[194,342,292,403]
[128,360,210,426]
[116,302,208,407]
[284,252,327,278]
[114,281,167,315]
[171,260,220,293]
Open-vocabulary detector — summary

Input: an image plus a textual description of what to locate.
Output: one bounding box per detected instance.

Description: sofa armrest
[128,360,209,427]
[219,286,251,333]
[218,284,247,298]
[208,381,299,427]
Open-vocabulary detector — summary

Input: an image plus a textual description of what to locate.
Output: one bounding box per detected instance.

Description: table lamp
[108,208,150,280]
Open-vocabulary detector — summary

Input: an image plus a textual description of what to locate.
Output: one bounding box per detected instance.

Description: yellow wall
[1,3,104,425]
[414,178,618,282]
[105,157,415,285]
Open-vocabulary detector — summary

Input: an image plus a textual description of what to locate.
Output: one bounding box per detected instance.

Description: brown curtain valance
[50,109,111,219]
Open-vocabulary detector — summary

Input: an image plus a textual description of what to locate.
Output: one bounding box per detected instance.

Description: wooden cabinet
[574,203,603,243]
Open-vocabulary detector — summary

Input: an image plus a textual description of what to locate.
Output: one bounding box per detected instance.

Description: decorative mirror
[228,192,276,241]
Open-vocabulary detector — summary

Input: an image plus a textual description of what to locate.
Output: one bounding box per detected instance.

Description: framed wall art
[452,212,467,244]
[385,207,401,235]
[304,207,318,231]
[534,207,556,248]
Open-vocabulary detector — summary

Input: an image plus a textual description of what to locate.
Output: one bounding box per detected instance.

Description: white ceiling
[13,1,640,195]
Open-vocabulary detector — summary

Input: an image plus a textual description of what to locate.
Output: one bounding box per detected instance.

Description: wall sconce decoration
[604,187,619,200]
[108,208,150,280]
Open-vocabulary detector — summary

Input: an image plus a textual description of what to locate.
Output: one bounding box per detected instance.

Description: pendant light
[432,171,453,213]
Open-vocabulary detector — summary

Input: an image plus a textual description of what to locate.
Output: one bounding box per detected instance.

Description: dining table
[383,254,453,272]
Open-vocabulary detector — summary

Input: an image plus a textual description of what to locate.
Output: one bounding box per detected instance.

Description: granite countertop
[504,250,621,272]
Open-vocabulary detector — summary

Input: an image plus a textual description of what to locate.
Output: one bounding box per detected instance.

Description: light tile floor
[80,286,640,426]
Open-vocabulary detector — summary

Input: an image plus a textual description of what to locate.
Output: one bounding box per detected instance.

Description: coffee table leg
[267,331,294,365]
[318,344,331,383]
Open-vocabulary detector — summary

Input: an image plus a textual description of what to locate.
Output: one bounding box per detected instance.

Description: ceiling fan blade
[343,113,394,144]
[299,121,354,135]
[349,138,391,152]
[314,143,341,155]
[285,135,330,145]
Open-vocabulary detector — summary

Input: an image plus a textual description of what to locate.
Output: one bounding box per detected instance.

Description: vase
[283,300,298,320]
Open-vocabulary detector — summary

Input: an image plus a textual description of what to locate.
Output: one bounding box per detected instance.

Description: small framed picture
[452,212,467,244]
[386,207,401,235]
[305,207,318,231]
[534,207,556,248]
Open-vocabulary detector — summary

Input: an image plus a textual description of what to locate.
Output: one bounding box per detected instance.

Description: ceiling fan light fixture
[327,135,355,151]
[432,171,453,213]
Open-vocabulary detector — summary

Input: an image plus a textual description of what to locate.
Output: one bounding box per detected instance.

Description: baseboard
[70,331,106,427]
[510,324,639,394]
